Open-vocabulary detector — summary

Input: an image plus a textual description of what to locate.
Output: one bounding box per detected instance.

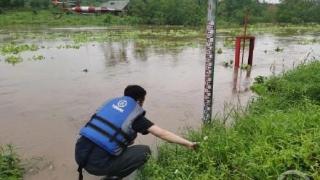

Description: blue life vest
[80,96,145,156]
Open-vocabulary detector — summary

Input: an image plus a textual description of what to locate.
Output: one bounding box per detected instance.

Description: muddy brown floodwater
[0,27,319,180]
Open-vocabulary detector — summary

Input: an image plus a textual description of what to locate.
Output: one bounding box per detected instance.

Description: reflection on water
[0,28,320,180]
[232,66,253,93]
[133,41,148,62]
[101,42,129,66]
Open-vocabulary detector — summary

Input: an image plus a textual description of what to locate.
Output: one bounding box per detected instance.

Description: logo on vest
[112,100,127,113]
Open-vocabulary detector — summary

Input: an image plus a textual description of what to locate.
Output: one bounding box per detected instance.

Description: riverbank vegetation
[139,61,320,179]
[1,25,319,66]
[1,0,320,27]
[0,145,23,179]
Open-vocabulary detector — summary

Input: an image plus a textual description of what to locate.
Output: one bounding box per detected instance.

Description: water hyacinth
[5,55,23,65]
[32,55,45,61]
[0,43,38,55]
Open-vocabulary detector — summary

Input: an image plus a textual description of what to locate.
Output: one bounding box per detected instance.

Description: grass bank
[139,61,320,179]
[0,145,23,180]
[1,10,320,34]
[0,10,141,28]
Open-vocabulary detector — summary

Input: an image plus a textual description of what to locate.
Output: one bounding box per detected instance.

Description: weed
[5,55,23,65]
[253,75,267,84]
[223,37,234,48]
[223,60,234,68]
[275,46,284,52]
[240,64,251,70]
[32,55,45,61]
[0,145,23,179]
[57,44,81,49]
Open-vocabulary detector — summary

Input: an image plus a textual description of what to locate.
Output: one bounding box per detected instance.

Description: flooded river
[0,27,319,179]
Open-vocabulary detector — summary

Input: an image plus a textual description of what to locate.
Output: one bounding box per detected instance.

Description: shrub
[0,145,23,179]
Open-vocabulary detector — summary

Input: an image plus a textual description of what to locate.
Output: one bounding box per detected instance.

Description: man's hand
[187,142,199,150]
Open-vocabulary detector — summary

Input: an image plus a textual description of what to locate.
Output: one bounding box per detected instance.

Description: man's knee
[141,145,151,156]
[133,145,151,162]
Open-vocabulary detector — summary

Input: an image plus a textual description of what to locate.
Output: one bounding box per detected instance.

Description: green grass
[139,61,320,179]
[1,10,320,34]
[0,145,23,180]
[0,10,141,28]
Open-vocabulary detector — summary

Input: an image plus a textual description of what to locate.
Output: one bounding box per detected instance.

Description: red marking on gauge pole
[203,0,218,123]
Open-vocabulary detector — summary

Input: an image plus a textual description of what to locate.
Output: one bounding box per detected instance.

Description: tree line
[1,0,320,25]
[0,0,49,9]
[129,0,320,25]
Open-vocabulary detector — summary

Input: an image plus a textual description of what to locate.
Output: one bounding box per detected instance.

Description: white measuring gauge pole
[203,0,218,123]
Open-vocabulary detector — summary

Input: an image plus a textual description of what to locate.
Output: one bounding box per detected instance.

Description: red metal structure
[234,36,255,69]
[71,6,115,13]
[52,0,129,14]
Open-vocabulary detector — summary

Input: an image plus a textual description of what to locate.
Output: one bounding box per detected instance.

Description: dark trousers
[76,137,151,178]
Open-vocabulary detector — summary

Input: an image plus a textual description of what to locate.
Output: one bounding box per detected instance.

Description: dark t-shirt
[132,116,154,134]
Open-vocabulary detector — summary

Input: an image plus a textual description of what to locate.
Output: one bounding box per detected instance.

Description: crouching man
[75,85,197,180]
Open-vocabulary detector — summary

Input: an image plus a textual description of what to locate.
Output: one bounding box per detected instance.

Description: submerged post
[203,0,218,123]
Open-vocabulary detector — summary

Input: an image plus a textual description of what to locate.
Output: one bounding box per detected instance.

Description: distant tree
[0,0,25,9]
[29,0,51,9]
[218,0,267,24]
[0,0,12,8]
[30,0,41,9]
[128,0,206,25]
[12,0,25,8]
[128,0,147,17]
[42,0,49,8]
[277,0,320,23]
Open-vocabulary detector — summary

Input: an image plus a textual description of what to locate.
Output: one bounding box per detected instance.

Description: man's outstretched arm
[147,125,198,150]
